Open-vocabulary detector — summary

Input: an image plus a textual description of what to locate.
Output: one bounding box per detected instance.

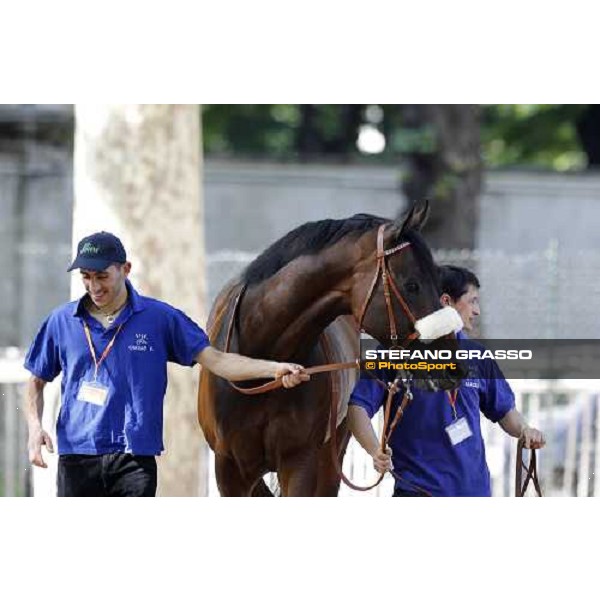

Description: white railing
[0,349,31,496]
[484,379,600,497]
[342,379,600,497]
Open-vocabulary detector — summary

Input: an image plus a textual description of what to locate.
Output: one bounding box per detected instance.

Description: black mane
[243,213,435,287]
[243,214,388,286]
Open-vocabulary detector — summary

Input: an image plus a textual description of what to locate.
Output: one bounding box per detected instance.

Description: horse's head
[353,201,466,390]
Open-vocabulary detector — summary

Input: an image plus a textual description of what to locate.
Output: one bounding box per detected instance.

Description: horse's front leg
[215,454,262,497]
[278,449,320,497]
[316,419,351,497]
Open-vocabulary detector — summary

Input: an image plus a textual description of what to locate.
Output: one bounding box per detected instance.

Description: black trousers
[57,453,157,497]
[393,488,429,497]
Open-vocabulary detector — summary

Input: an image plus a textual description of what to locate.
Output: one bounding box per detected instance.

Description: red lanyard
[447,390,459,421]
[83,322,123,381]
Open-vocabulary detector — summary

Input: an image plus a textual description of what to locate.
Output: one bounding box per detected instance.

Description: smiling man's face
[81,263,130,309]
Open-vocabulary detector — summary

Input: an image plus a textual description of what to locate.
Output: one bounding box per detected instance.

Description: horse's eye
[405,281,420,294]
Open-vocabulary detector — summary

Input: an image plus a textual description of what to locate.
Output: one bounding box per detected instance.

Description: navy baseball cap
[68,232,127,272]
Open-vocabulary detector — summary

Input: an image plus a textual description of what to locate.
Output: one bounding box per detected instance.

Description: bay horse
[198,202,460,496]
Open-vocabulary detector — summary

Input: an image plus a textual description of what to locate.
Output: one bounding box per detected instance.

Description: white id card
[445,417,473,446]
[78,381,109,406]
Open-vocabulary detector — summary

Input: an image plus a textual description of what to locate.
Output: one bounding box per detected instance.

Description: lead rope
[515,438,543,497]
[329,378,403,492]
[381,379,432,496]
[329,376,432,495]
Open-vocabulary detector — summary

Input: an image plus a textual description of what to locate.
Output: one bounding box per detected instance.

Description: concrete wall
[0,155,20,346]
[204,163,600,339]
[0,145,73,347]
[203,160,406,301]
[481,171,600,252]
[479,172,600,338]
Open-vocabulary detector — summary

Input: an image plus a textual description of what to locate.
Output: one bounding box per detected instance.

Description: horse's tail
[318,316,360,442]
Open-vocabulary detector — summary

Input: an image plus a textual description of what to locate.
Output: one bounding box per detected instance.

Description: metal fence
[208,244,600,340]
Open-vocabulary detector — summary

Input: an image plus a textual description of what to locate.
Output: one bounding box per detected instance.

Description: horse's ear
[397,200,430,235]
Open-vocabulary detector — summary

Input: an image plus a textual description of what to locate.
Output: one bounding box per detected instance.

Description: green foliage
[390,125,437,154]
[481,104,588,171]
[202,104,373,159]
[202,105,300,157]
[202,104,592,171]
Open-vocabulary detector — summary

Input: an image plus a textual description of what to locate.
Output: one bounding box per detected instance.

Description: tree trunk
[296,104,320,157]
[400,104,482,250]
[577,104,600,167]
[71,104,207,496]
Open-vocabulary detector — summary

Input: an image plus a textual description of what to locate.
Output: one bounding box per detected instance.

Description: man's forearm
[499,408,528,438]
[198,348,279,381]
[216,353,279,381]
[24,376,46,432]
[348,405,380,456]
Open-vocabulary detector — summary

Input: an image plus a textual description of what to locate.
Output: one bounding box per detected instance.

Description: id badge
[78,381,109,406]
[445,417,473,446]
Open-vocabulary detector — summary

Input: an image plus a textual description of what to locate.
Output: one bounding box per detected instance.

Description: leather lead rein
[515,439,543,497]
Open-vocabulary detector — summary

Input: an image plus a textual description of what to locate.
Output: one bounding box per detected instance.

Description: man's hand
[28,428,54,468]
[370,446,392,474]
[274,363,310,389]
[521,427,545,450]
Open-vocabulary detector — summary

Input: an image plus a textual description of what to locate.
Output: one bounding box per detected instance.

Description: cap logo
[81,242,100,255]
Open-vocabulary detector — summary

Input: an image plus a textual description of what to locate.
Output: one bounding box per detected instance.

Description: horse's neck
[237,249,360,360]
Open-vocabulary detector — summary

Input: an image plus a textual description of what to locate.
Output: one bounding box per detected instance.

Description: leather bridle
[357,224,418,347]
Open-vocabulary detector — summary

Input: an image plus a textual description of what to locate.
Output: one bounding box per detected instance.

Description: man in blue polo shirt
[23,231,309,497]
[348,266,545,496]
